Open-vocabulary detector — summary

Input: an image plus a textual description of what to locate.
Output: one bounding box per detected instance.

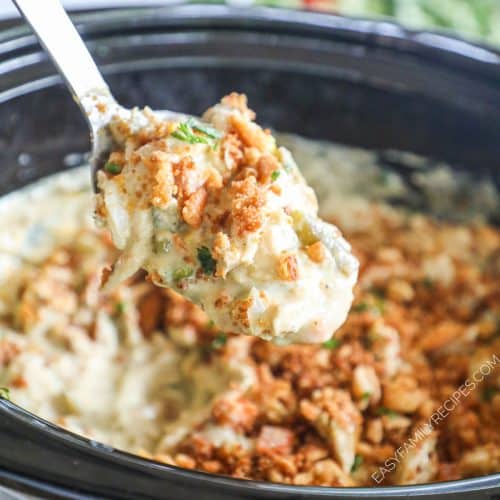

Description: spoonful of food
[14,0,359,345]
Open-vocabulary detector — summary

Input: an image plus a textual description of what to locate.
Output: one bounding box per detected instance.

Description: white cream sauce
[0,134,497,454]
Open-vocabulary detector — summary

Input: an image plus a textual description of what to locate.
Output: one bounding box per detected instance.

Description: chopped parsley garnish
[0,387,10,400]
[189,119,222,140]
[376,407,399,418]
[115,302,125,315]
[207,320,215,329]
[173,266,193,282]
[481,387,499,402]
[172,118,221,148]
[197,246,216,275]
[211,333,227,350]
[104,162,122,174]
[322,338,340,350]
[375,298,386,314]
[422,277,434,289]
[271,170,281,182]
[370,290,386,314]
[361,392,372,402]
[351,454,363,473]
[353,302,369,313]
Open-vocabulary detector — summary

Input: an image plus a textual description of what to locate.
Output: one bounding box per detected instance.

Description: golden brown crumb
[174,453,197,469]
[230,176,264,236]
[137,290,165,338]
[145,151,174,208]
[221,92,256,120]
[159,202,499,485]
[277,253,299,281]
[0,340,20,365]
[100,265,113,288]
[205,168,223,190]
[418,321,464,352]
[306,242,326,263]
[256,154,280,184]
[214,293,232,309]
[212,396,259,432]
[230,114,271,152]
[257,426,295,455]
[181,187,208,228]
[231,297,253,329]
[220,133,244,173]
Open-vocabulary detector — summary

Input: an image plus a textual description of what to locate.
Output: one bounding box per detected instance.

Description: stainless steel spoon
[13,0,184,190]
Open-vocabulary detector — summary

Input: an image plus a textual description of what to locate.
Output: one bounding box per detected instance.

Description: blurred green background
[2,1,498,47]
[254,0,500,45]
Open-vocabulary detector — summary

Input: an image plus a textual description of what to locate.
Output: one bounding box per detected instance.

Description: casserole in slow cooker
[0,5,499,499]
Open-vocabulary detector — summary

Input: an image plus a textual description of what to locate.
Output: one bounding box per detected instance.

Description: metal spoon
[13,0,184,191]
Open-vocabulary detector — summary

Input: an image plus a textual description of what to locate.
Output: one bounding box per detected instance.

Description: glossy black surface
[0,5,499,499]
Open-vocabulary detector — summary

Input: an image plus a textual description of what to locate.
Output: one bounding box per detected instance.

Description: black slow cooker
[0,4,499,499]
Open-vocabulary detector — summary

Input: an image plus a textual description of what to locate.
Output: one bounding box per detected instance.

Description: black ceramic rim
[0,3,499,101]
[1,400,499,498]
[0,4,499,498]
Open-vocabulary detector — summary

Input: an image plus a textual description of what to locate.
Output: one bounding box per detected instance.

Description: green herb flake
[422,277,434,289]
[104,162,122,175]
[171,119,221,148]
[173,266,194,282]
[189,119,222,140]
[481,387,499,402]
[115,302,125,315]
[211,333,227,350]
[376,407,399,418]
[0,387,10,400]
[371,290,386,314]
[351,454,363,473]
[207,320,215,329]
[171,122,206,145]
[271,170,281,182]
[353,302,370,313]
[322,338,340,350]
[361,392,372,402]
[375,299,386,314]
[197,246,217,275]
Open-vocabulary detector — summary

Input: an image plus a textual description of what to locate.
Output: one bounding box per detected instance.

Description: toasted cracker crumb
[277,253,299,281]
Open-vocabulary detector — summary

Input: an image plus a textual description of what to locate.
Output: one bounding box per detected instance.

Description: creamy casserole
[95,94,358,344]
[0,133,499,486]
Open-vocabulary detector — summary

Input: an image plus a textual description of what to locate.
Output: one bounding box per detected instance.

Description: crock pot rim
[1,400,500,497]
[0,3,499,76]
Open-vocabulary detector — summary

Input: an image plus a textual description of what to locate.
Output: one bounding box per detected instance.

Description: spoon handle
[13,0,112,106]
